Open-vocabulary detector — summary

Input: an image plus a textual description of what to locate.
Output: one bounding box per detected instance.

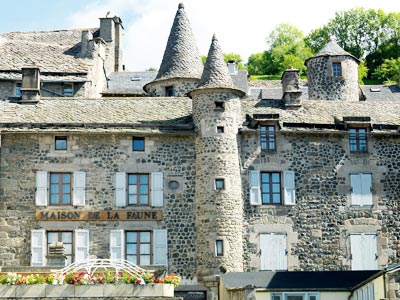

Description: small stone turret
[144,3,203,97]
[305,37,359,101]
[189,34,244,283]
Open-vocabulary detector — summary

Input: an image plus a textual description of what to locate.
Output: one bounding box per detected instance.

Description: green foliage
[246,52,268,75]
[267,23,304,48]
[202,53,245,69]
[373,57,400,83]
[358,61,369,84]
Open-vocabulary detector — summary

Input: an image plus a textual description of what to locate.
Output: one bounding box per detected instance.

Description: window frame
[15,82,22,97]
[49,172,72,206]
[132,137,145,152]
[260,124,276,151]
[215,178,225,190]
[261,172,282,205]
[332,62,342,77]
[63,83,74,97]
[215,240,224,256]
[55,136,67,151]
[47,231,73,264]
[165,86,174,97]
[349,128,368,153]
[125,230,152,266]
[127,173,150,206]
[217,126,224,134]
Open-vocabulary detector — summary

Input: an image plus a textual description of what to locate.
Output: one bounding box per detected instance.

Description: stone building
[0,3,400,300]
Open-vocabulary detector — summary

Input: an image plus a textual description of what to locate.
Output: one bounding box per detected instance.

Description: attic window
[370,88,381,92]
[63,83,74,97]
[131,76,141,81]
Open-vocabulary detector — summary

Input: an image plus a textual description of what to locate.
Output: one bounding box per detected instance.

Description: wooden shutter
[283,171,296,205]
[249,170,261,205]
[35,171,48,206]
[361,173,373,206]
[350,234,363,270]
[151,172,164,207]
[363,234,378,270]
[153,229,168,265]
[110,229,124,259]
[31,229,46,266]
[115,172,126,207]
[260,233,287,271]
[73,172,86,206]
[350,174,363,206]
[74,229,89,262]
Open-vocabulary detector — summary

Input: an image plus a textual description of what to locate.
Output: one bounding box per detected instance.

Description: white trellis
[55,257,147,279]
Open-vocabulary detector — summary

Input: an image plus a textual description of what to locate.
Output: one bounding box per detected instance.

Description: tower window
[332,62,342,77]
[217,126,224,134]
[216,240,224,256]
[215,101,224,110]
[215,178,225,190]
[55,136,67,150]
[132,137,145,151]
[165,86,174,97]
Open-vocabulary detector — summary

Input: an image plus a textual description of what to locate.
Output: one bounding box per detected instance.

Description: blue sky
[0,0,396,71]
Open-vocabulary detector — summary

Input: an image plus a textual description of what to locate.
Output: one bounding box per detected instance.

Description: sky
[0,0,396,71]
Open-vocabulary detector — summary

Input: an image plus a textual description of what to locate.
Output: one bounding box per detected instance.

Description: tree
[246,52,268,75]
[373,57,400,83]
[202,53,245,69]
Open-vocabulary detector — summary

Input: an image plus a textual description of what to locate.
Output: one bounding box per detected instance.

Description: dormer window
[165,86,174,97]
[260,125,276,151]
[332,62,342,77]
[63,83,74,97]
[349,128,367,153]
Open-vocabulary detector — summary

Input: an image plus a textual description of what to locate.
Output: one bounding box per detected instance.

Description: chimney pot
[20,66,40,102]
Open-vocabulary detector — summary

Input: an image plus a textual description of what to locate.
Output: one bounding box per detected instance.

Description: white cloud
[67,0,397,71]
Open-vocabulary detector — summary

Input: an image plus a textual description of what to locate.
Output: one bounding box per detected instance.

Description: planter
[0,283,174,298]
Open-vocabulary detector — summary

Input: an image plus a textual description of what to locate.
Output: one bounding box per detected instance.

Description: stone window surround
[54,136,67,151]
[132,136,145,152]
[327,57,346,80]
[214,178,225,190]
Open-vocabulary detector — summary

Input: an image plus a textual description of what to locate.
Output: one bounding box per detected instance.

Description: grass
[250,75,388,85]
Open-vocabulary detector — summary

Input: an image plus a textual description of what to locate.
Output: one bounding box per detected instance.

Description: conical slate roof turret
[152,3,203,83]
[189,34,244,97]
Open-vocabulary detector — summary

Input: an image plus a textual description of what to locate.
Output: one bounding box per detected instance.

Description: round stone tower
[188,35,245,281]
[305,37,360,101]
[144,3,203,97]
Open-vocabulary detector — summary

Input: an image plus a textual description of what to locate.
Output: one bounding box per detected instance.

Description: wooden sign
[35,210,162,221]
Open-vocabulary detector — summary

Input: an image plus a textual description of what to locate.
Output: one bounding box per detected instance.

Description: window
[217,126,224,134]
[260,233,287,270]
[35,171,86,206]
[47,231,73,265]
[249,170,295,206]
[15,82,22,97]
[215,101,224,110]
[128,174,149,206]
[350,173,372,206]
[260,125,276,151]
[271,293,320,300]
[50,173,71,205]
[215,178,225,190]
[115,172,164,207]
[332,62,342,76]
[55,136,67,150]
[350,233,378,270]
[110,229,168,266]
[349,128,367,152]
[126,231,151,265]
[216,240,224,256]
[261,172,281,204]
[132,137,145,151]
[63,83,74,97]
[31,229,89,267]
[165,86,174,97]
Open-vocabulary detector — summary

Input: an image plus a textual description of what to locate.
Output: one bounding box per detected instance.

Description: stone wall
[307,55,359,101]
[0,81,14,98]
[240,129,400,271]
[146,79,199,97]
[0,133,197,282]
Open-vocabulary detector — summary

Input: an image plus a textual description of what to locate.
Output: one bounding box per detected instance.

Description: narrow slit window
[217,126,224,134]
[216,240,224,256]
[215,178,225,190]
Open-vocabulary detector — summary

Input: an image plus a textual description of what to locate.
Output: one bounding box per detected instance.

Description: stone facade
[145,79,199,97]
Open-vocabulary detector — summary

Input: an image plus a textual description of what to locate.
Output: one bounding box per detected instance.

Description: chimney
[227,60,238,75]
[281,67,302,109]
[99,17,114,42]
[80,30,93,57]
[20,66,40,102]
[99,16,124,72]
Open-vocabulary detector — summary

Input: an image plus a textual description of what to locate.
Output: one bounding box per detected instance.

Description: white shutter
[351,174,363,206]
[110,229,124,259]
[351,234,364,270]
[153,229,168,265]
[35,171,48,206]
[283,171,296,205]
[115,172,127,207]
[74,229,89,262]
[363,234,378,270]
[260,233,287,271]
[361,173,373,206]
[31,229,46,266]
[73,172,86,206]
[151,172,164,207]
[249,170,261,205]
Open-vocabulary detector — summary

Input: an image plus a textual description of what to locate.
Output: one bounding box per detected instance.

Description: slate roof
[148,3,203,86]
[0,29,95,74]
[305,38,359,64]
[221,271,380,291]
[104,71,157,96]
[361,85,400,101]
[0,72,87,83]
